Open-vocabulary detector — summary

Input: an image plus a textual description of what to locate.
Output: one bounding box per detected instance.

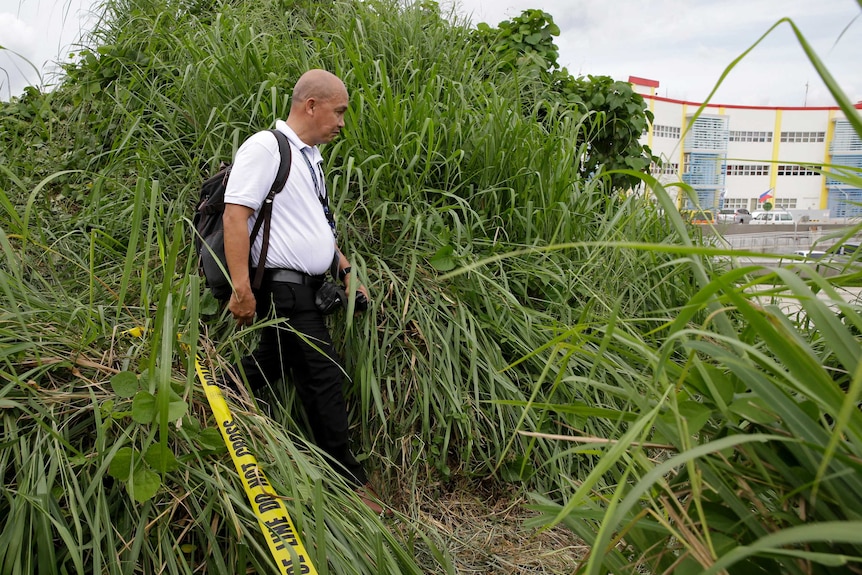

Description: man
[222,69,383,513]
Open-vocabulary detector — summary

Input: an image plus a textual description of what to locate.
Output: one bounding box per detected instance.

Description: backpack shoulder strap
[250,128,293,290]
[269,129,292,194]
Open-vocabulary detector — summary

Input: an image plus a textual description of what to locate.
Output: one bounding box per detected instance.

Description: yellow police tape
[192,355,318,575]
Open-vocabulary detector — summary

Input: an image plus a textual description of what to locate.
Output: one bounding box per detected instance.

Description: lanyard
[299,147,336,235]
[300,147,324,198]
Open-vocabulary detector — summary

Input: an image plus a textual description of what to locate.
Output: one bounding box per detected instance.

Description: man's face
[312,89,348,145]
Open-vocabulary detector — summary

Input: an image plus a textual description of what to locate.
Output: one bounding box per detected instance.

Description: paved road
[703,226,862,312]
[748,285,862,314]
[709,223,851,236]
[706,224,862,255]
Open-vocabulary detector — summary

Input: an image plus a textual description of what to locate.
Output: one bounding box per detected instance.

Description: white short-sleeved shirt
[224,120,335,275]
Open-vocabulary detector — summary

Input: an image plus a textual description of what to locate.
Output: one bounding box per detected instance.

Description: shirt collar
[275,119,322,163]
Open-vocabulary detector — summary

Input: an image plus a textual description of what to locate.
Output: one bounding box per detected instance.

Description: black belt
[261,268,324,286]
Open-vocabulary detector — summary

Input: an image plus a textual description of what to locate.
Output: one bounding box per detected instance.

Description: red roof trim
[641,93,860,111]
[628,76,660,88]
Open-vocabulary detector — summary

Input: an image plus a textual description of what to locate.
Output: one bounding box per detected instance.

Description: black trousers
[239,276,367,487]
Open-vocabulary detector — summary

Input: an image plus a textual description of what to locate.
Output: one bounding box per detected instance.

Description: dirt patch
[394,482,587,574]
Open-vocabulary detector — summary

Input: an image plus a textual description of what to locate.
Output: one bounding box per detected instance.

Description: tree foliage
[472,8,658,189]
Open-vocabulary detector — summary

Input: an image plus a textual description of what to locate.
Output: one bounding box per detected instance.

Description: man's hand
[229,285,256,327]
[347,278,370,312]
[355,283,370,304]
[334,245,370,313]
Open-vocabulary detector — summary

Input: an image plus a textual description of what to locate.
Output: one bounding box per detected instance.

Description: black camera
[315,282,369,314]
[314,282,346,315]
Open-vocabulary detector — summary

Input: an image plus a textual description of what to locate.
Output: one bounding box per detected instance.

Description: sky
[1,0,96,99]
[455,0,862,107]
[1,0,861,106]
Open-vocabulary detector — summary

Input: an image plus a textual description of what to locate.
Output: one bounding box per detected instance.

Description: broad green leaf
[525,32,542,46]
[144,443,179,473]
[200,293,220,315]
[129,390,185,424]
[129,467,161,502]
[678,401,713,436]
[197,428,225,450]
[108,447,135,481]
[429,245,456,271]
[131,391,156,424]
[167,391,188,422]
[180,414,201,433]
[110,371,139,398]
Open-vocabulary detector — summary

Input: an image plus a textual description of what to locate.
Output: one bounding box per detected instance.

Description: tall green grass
[511,17,862,573]
[1,0,860,573]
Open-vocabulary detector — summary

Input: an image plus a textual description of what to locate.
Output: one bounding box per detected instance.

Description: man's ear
[305,97,316,114]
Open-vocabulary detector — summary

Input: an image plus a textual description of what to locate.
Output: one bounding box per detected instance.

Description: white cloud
[0,0,95,99]
[455,0,862,107]
[0,11,40,97]
[4,0,860,107]
[0,11,37,49]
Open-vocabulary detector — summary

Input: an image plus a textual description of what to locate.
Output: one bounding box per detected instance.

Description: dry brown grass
[390,481,587,574]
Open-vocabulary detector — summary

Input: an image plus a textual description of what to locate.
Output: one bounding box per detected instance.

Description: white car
[750,211,794,224]
[793,250,827,258]
[717,208,752,224]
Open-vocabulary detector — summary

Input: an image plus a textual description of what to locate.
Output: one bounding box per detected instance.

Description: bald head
[287,69,349,146]
[291,69,347,110]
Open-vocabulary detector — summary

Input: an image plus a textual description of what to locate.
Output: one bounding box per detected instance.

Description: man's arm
[333,246,369,306]
[224,203,256,326]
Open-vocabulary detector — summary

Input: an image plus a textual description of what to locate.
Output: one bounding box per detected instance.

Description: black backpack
[193,129,292,300]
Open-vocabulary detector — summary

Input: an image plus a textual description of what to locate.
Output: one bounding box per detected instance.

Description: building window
[831,120,862,153]
[725,164,770,176]
[723,198,748,209]
[828,188,862,218]
[653,125,681,139]
[650,162,680,175]
[729,130,773,142]
[774,198,797,209]
[777,165,821,176]
[780,131,825,143]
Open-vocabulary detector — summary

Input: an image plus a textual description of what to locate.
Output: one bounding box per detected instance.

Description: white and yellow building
[630,76,862,219]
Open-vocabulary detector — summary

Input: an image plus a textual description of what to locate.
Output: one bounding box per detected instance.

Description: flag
[758,188,774,203]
